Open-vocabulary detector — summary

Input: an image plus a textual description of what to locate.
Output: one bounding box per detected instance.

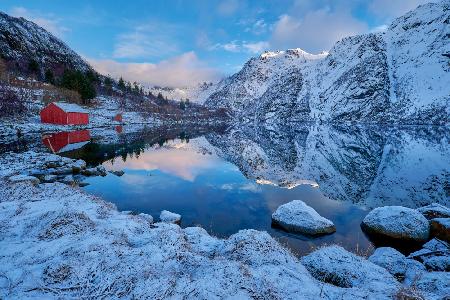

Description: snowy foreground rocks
[418,203,450,220]
[302,246,399,294]
[0,151,112,188]
[361,206,430,242]
[368,247,425,281]
[8,174,40,185]
[409,239,450,272]
[160,210,181,224]
[271,200,336,235]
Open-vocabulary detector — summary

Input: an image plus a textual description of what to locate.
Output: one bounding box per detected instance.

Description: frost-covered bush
[0,83,27,117]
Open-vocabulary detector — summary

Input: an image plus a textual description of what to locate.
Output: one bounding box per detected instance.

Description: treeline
[28,59,98,104]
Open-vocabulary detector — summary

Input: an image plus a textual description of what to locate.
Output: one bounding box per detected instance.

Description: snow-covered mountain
[148,82,217,104]
[205,2,450,125]
[0,11,92,75]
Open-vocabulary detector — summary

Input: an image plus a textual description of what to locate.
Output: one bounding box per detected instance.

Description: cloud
[113,22,180,59]
[244,19,269,35]
[270,9,368,53]
[210,40,269,54]
[369,0,432,20]
[88,51,222,88]
[242,41,270,54]
[10,6,69,38]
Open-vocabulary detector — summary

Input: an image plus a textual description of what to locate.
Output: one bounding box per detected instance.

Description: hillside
[205,1,450,125]
[0,11,92,76]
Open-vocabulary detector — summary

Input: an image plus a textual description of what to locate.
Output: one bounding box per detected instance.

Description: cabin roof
[52,102,88,113]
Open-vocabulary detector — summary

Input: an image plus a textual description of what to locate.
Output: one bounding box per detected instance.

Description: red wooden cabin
[114,113,123,122]
[40,102,89,125]
[42,130,91,153]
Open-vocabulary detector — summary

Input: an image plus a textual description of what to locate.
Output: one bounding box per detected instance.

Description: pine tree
[118,77,126,91]
[44,69,55,84]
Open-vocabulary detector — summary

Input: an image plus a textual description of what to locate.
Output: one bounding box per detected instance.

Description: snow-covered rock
[71,160,87,172]
[418,203,450,220]
[8,175,40,185]
[42,174,58,183]
[368,247,425,280]
[271,200,335,235]
[205,2,450,125]
[60,175,75,186]
[430,218,450,242]
[361,206,430,242]
[414,272,450,300]
[409,239,450,272]
[159,210,181,224]
[301,245,399,295]
[81,167,100,176]
[96,165,107,177]
[109,170,125,177]
[138,213,154,224]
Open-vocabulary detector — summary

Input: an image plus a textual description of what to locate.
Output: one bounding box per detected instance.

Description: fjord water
[65,124,449,255]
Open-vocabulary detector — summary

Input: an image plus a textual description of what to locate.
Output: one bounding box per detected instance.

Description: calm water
[51,124,449,255]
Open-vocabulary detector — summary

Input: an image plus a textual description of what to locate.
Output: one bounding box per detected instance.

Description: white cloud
[270,9,368,53]
[244,19,269,35]
[10,6,69,38]
[242,41,270,54]
[210,40,269,54]
[113,22,179,59]
[88,51,222,88]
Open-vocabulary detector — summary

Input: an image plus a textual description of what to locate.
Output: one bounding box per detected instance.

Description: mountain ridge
[204,1,450,125]
[0,11,92,76]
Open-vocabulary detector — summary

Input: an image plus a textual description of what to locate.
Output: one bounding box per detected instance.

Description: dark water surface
[50,124,450,255]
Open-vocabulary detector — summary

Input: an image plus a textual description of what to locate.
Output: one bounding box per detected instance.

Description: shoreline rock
[361,206,429,243]
[271,200,336,236]
[430,218,450,242]
[160,210,181,224]
[418,203,450,220]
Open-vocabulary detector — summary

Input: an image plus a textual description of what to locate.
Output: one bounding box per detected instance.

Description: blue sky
[1,0,431,87]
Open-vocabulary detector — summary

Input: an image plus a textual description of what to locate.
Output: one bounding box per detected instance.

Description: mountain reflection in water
[59,124,448,255]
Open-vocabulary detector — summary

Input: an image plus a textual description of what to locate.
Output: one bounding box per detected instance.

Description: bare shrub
[395,285,425,300]
[0,83,27,117]
[42,85,81,105]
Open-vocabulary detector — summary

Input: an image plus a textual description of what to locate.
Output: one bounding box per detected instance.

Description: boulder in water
[361,206,429,242]
[271,200,335,236]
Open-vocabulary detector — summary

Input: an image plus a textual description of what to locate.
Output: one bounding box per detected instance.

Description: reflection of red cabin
[115,125,123,133]
[40,102,89,125]
[114,113,123,122]
[42,130,91,153]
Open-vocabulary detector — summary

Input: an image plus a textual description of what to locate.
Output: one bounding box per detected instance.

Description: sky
[0,0,433,87]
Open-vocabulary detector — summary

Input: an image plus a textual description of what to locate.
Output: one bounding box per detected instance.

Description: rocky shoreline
[0,150,449,299]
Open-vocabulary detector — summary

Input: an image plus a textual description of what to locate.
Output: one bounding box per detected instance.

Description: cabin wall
[40,104,67,125]
[67,112,89,125]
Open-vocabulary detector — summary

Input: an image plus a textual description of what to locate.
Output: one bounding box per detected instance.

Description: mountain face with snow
[148,82,217,104]
[205,2,450,125]
[0,11,92,75]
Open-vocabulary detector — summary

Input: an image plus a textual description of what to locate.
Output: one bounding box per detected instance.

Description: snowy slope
[0,11,92,73]
[148,82,217,104]
[205,1,450,125]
